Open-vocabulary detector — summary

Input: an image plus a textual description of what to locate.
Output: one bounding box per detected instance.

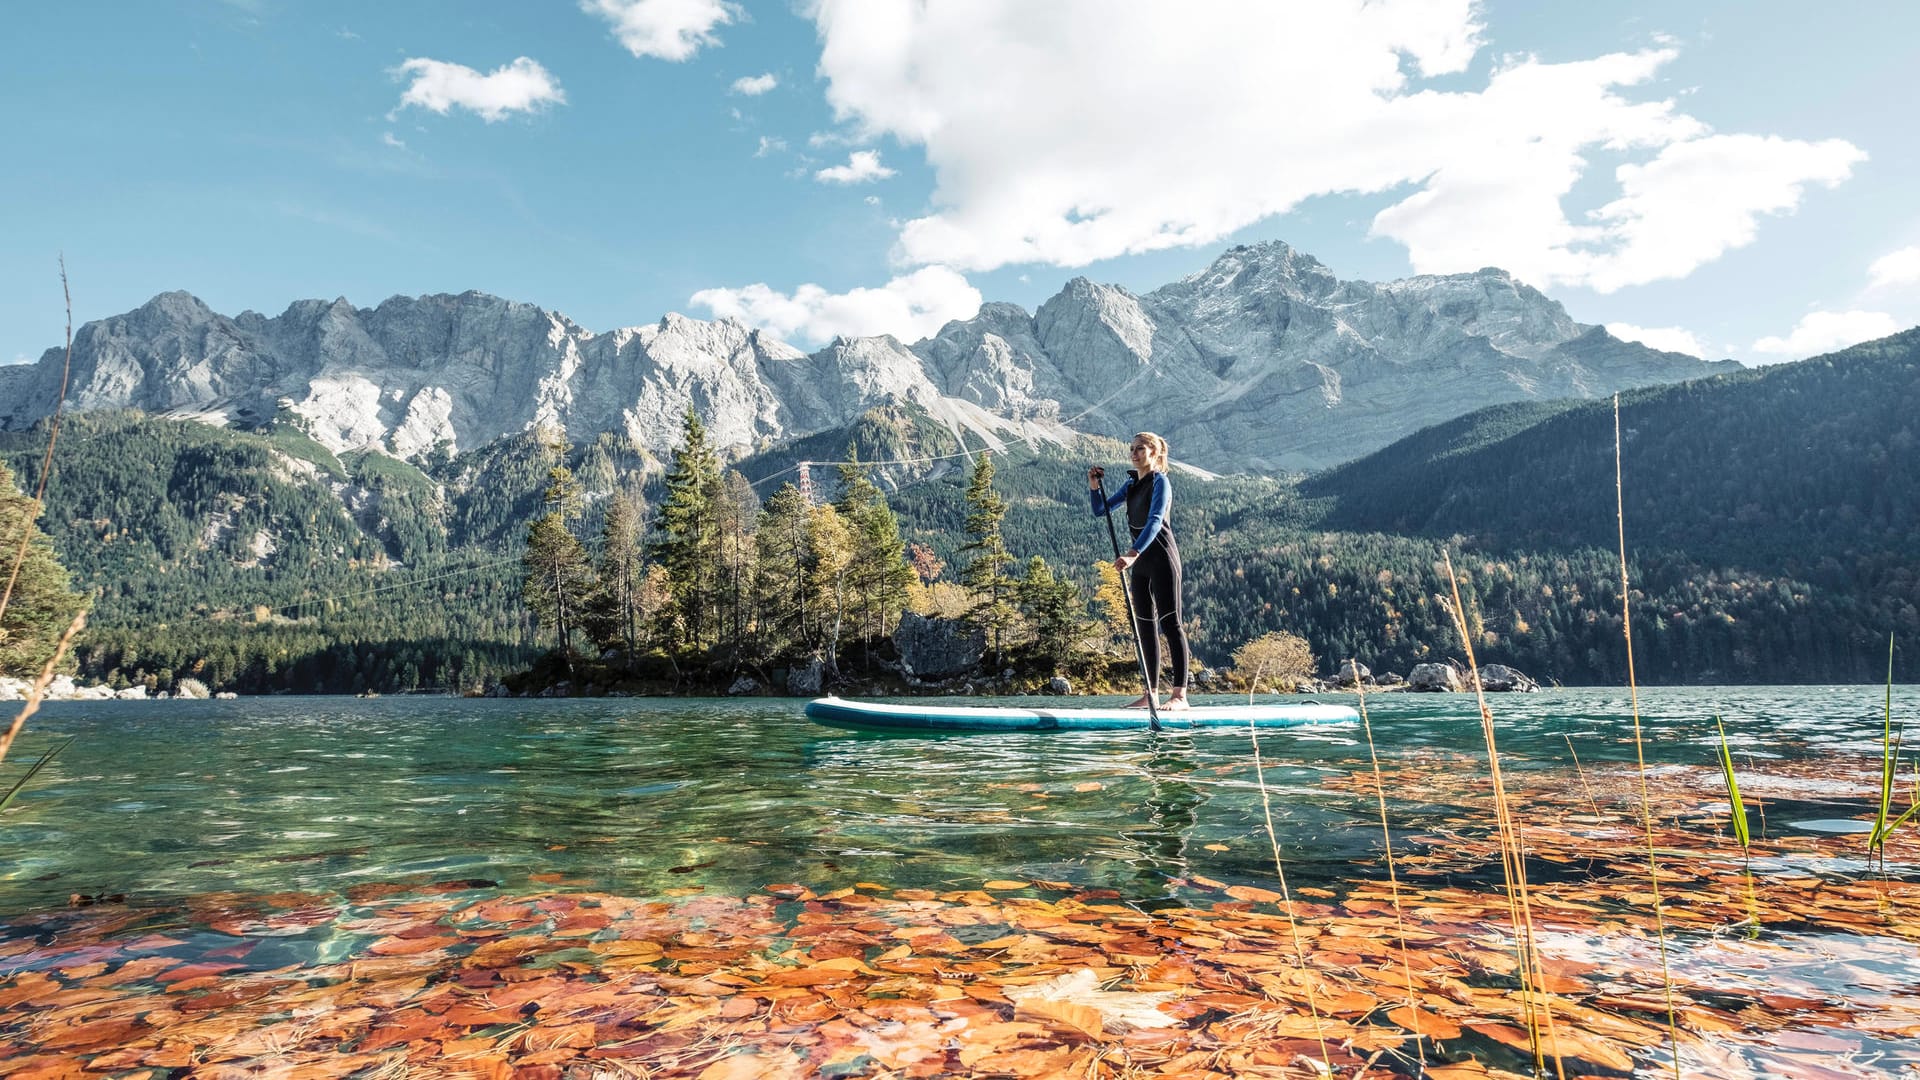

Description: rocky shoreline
[0,676,237,702]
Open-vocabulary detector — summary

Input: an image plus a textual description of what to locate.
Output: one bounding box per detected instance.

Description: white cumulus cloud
[806,0,1861,291]
[1606,322,1707,358]
[815,150,895,185]
[393,57,565,122]
[1578,134,1864,293]
[582,0,738,61]
[731,72,778,96]
[1750,310,1901,361]
[1868,246,1920,290]
[754,135,787,157]
[690,265,981,346]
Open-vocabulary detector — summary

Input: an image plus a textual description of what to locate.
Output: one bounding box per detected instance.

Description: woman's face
[1130,439,1152,469]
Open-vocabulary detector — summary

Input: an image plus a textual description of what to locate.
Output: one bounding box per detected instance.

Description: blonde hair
[1132,431,1169,473]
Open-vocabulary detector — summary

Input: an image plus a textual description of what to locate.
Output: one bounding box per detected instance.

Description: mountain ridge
[0,240,1733,472]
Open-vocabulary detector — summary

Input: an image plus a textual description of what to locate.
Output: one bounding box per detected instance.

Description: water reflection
[1,685,1914,915]
[1128,740,1203,896]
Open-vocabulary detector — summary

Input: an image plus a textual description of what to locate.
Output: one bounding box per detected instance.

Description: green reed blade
[1873,756,1919,847]
[1878,801,1918,844]
[1715,715,1749,851]
[1873,634,1898,852]
[0,737,74,815]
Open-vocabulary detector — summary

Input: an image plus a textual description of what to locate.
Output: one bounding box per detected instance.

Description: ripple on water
[0,687,1914,913]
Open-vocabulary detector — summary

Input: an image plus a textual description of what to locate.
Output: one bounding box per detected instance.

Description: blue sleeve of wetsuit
[1130,473,1170,553]
[1091,477,1131,517]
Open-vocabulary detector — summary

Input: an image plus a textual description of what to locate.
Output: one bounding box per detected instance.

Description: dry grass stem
[1564,735,1601,816]
[1614,395,1683,1078]
[0,259,75,627]
[0,610,87,768]
[1442,550,1563,1080]
[1355,678,1425,1070]
[1245,715,1334,1073]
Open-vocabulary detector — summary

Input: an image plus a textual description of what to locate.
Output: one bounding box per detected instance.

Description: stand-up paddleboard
[806,695,1358,733]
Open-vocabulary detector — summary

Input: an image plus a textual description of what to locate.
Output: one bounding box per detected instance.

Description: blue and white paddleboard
[805,695,1358,733]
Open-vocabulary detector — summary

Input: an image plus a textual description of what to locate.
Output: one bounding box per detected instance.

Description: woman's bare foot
[1164,690,1192,711]
[1123,693,1160,709]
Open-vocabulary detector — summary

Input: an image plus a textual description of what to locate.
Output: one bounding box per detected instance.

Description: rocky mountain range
[0,241,1733,472]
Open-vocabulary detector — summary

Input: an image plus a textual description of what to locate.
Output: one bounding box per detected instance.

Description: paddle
[1092,468,1162,732]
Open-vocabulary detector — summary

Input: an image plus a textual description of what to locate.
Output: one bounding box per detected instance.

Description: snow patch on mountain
[0,242,1731,472]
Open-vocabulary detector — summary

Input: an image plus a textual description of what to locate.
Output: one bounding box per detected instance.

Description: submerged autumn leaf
[2,747,1917,1078]
[1005,968,1181,1033]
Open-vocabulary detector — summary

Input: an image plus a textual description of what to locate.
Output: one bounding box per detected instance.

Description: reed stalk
[0,609,87,768]
[1441,551,1563,1080]
[1355,678,1425,1070]
[1714,716,1750,853]
[0,737,72,814]
[1564,734,1600,817]
[1887,759,1920,840]
[0,260,82,781]
[1245,715,1332,1073]
[1613,395,1682,1077]
[1870,634,1902,856]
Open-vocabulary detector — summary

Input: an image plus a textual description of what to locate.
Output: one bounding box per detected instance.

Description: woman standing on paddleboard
[1089,432,1191,711]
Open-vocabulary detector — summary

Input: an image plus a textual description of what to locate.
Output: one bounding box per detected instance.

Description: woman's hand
[1113,551,1138,572]
[1088,465,1105,491]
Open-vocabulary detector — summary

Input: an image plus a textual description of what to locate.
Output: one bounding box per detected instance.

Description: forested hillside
[1307,329,1920,562]
[1295,328,1920,682]
[1,414,537,693]
[4,329,1915,692]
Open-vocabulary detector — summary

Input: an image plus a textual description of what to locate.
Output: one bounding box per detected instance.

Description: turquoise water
[2,685,1911,915]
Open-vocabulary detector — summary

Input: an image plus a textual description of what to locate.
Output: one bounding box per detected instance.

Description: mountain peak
[132,290,216,324]
[1160,241,1341,305]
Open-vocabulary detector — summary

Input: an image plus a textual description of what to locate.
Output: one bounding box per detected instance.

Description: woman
[1089,432,1191,710]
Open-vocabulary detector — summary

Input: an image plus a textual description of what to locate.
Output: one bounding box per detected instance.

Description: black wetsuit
[1092,470,1190,691]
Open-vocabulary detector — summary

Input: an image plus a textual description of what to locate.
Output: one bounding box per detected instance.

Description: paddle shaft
[1095,475,1162,731]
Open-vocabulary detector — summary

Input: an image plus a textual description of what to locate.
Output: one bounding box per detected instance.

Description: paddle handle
[1095,474,1161,731]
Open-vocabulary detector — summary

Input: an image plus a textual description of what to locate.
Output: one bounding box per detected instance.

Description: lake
[2,686,1916,1076]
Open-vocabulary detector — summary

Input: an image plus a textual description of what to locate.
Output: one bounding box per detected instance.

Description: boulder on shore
[893,613,984,680]
[786,658,825,697]
[1407,663,1463,692]
[1476,664,1540,692]
[1334,659,1371,686]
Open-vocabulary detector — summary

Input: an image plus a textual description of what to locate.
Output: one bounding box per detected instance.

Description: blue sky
[4,0,1916,369]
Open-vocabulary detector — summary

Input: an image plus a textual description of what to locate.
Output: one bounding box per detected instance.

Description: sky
[4,0,1917,371]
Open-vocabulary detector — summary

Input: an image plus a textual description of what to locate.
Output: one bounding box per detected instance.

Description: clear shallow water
[2,685,1911,915]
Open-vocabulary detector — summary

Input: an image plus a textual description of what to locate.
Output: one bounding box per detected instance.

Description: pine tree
[521,458,596,663]
[521,514,593,658]
[713,470,760,667]
[808,503,855,675]
[959,450,1017,668]
[0,460,88,677]
[656,407,723,651]
[543,465,584,524]
[835,449,915,651]
[752,483,811,661]
[1018,556,1084,670]
[590,488,646,657]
